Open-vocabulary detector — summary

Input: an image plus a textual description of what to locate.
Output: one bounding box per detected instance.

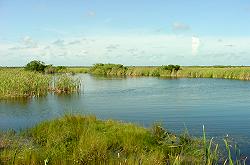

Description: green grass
[0,115,246,165]
[53,75,81,94]
[0,69,81,98]
[88,64,250,80]
[0,69,51,98]
[64,67,90,74]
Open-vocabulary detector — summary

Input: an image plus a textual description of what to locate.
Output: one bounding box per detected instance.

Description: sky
[1,0,250,66]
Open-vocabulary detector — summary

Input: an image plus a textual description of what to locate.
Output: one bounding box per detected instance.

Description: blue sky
[1,0,250,66]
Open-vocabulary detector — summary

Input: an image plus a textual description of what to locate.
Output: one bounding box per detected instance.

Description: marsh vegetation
[1,62,250,164]
[0,69,80,98]
[0,115,246,165]
[87,63,250,80]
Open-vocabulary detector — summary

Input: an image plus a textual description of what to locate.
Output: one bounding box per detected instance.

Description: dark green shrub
[160,65,181,72]
[90,63,128,75]
[25,60,47,72]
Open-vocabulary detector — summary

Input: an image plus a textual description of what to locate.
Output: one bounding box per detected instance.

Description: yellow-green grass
[176,66,250,80]
[63,67,90,74]
[0,115,213,165]
[53,75,81,94]
[0,69,81,98]
[0,69,51,98]
[92,65,250,80]
[125,66,250,80]
[0,115,245,165]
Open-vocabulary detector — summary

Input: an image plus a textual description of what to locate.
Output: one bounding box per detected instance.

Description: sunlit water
[1,74,250,159]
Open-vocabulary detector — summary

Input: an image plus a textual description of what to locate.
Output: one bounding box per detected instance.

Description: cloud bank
[192,36,200,56]
[1,35,250,66]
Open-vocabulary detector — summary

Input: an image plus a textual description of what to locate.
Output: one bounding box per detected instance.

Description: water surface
[1,74,250,158]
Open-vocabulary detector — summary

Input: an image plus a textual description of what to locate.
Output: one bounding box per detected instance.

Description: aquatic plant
[54,75,81,94]
[0,69,81,98]
[90,64,250,80]
[0,115,246,164]
[0,69,51,98]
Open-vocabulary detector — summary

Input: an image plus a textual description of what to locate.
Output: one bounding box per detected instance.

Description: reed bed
[178,67,250,80]
[53,75,81,94]
[0,69,51,98]
[0,115,246,165]
[90,64,250,80]
[0,69,81,98]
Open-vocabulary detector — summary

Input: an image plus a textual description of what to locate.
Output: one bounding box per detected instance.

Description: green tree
[25,60,47,72]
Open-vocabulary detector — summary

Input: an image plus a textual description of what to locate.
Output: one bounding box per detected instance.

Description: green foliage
[44,66,67,74]
[160,65,181,72]
[0,115,205,165]
[90,63,128,76]
[0,69,81,98]
[0,69,51,98]
[0,115,245,165]
[0,115,246,164]
[25,60,47,72]
[54,75,81,94]
[24,60,68,74]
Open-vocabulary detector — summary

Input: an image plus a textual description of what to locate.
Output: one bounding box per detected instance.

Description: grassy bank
[3,65,250,80]
[88,64,250,80]
[0,69,81,98]
[0,115,246,165]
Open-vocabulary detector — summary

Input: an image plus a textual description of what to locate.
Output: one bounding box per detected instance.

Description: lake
[1,74,250,159]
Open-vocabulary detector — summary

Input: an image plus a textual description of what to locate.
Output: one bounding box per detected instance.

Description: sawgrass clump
[0,69,81,98]
[0,69,51,98]
[53,75,81,94]
[0,115,246,165]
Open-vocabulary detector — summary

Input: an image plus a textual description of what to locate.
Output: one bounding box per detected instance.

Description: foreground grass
[0,115,246,165]
[0,69,81,98]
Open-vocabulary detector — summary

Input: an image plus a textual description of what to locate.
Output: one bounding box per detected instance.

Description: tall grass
[90,64,250,80]
[0,69,51,98]
[53,75,81,94]
[65,67,90,74]
[0,115,246,164]
[178,67,250,80]
[0,69,81,98]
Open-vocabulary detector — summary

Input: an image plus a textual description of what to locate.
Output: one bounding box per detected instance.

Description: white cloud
[172,22,190,31]
[192,36,200,56]
[22,36,38,48]
[52,39,65,46]
[2,35,250,66]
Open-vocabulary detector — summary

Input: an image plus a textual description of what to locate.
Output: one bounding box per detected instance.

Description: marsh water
[1,74,250,158]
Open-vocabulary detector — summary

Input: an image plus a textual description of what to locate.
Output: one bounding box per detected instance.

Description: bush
[25,60,67,74]
[25,60,47,72]
[160,65,180,72]
[90,63,128,75]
